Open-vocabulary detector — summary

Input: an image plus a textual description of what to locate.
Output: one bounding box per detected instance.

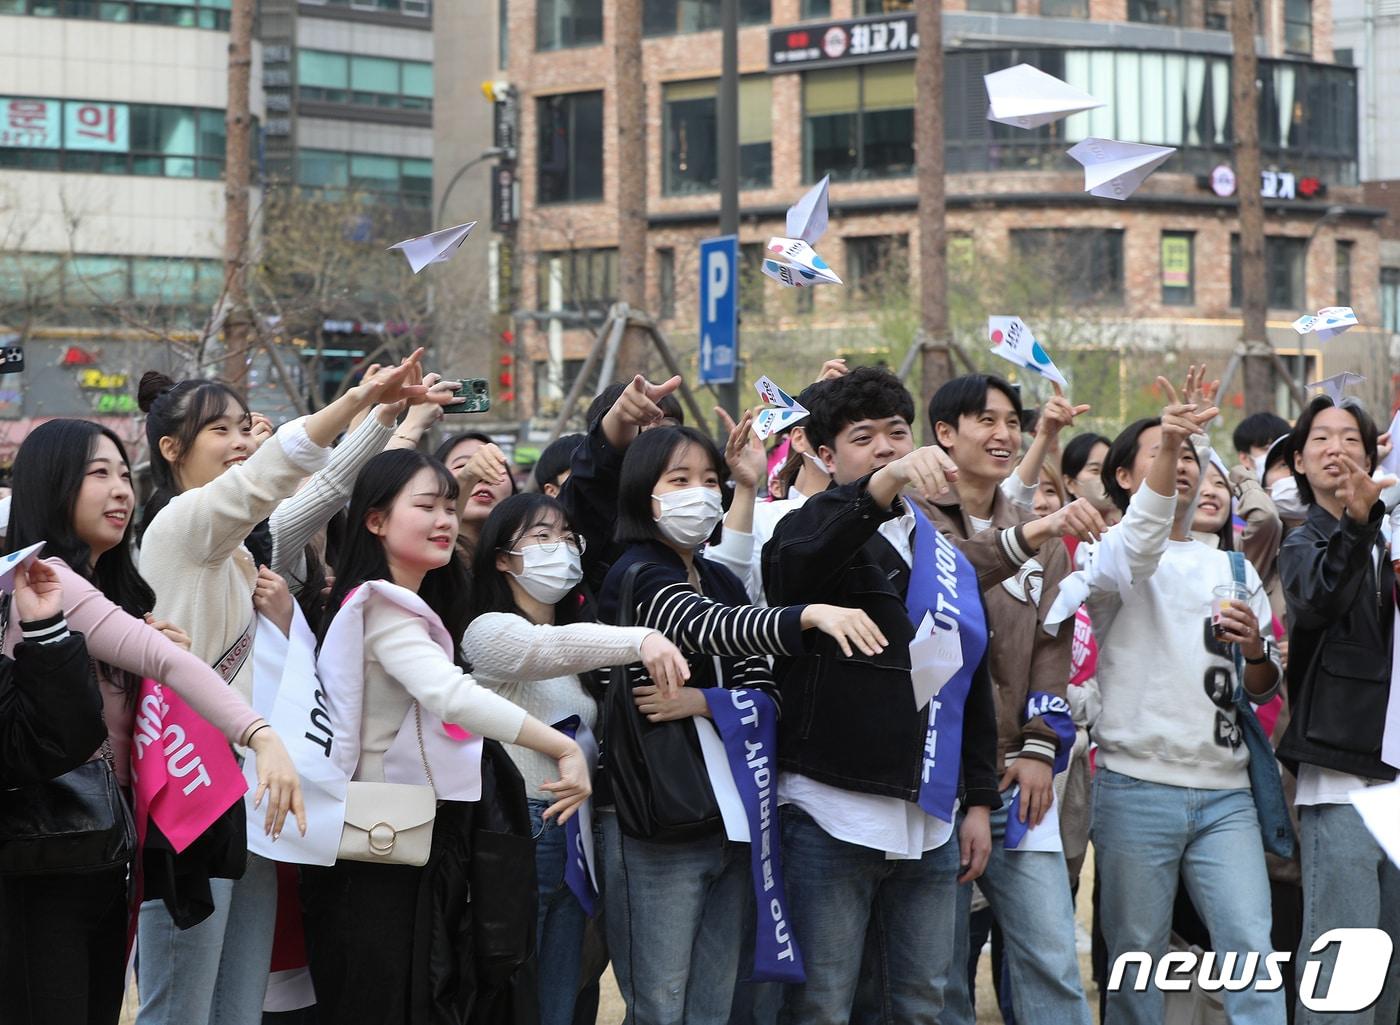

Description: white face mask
[508,542,583,605]
[652,486,724,548]
[1270,476,1308,520]
[802,451,830,476]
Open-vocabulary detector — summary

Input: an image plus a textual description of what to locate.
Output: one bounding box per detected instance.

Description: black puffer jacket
[0,616,102,788]
[1277,500,1397,780]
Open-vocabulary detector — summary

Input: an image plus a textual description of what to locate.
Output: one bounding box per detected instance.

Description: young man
[1278,395,1400,1025]
[1048,369,1285,1025]
[762,368,1093,1025]
[1234,411,1293,476]
[533,432,584,497]
[923,373,1095,1025]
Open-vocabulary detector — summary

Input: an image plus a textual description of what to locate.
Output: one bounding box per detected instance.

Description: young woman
[1032,462,1068,517]
[1049,370,1285,1025]
[0,418,305,1025]
[598,425,886,1025]
[1061,432,1116,526]
[435,430,516,560]
[304,450,589,1024]
[464,492,690,1025]
[133,356,423,1025]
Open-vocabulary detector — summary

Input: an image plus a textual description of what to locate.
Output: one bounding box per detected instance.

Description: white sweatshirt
[1058,484,1281,790]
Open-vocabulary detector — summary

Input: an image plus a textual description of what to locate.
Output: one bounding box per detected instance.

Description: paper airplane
[751,375,810,440]
[1066,139,1176,201]
[762,177,842,289]
[0,541,45,594]
[1293,306,1358,342]
[1381,409,1400,480]
[987,316,1068,387]
[1351,781,1400,869]
[984,64,1105,130]
[1306,371,1366,404]
[387,221,477,274]
[910,611,962,711]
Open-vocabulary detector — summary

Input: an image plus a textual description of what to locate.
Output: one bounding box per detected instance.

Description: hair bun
[137,370,175,413]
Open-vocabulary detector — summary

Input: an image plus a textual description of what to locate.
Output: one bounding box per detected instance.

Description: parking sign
[698,235,738,386]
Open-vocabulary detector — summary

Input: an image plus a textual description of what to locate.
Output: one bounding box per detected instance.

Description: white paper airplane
[1293,306,1358,342]
[751,375,809,440]
[987,316,1068,387]
[1351,781,1400,869]
[910,611,962,711]
[387,221,477,274]
[762,177,842,289]
[0,541,45,595]
[984,64,1105,130]
[1381,409,1400,480]
[1306,371,1366,404]
[1066,139,1176,201]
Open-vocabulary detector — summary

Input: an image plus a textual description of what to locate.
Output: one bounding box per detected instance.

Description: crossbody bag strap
[617,561,650,630]
[414,702,435,790]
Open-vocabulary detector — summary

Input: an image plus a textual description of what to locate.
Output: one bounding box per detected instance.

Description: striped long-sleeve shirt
[598,542,808,713]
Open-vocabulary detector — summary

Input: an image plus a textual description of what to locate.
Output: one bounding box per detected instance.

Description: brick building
[477,0,1384,427]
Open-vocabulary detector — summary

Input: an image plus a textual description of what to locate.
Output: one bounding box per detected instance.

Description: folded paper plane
[388,221,477,274]
[762,177,842,288]
[987,316,1068,388]
[752,375,810,440]
[1066,139,1176,201]
[1306,371,1366,404]
[1293,306,1358,342]
[0,541,45,595]
[984,64,1105,130]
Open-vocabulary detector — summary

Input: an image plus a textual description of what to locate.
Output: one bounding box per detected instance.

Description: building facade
[485,0,1384,429]
[0,0,267,460]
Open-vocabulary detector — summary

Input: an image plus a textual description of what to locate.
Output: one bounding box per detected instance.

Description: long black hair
[321,450,471,657]
[470,493,585,624]
[7,419,156,697]
[136,370,250,541]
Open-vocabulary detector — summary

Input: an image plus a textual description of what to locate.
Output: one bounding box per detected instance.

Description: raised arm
[461,613,654,683]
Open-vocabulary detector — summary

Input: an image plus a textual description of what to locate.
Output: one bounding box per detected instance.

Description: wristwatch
[1244,638,1275,665]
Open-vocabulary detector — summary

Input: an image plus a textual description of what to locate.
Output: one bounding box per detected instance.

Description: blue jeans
[601,810,750,1025]
[1297,802,1400,1025]
[1092,768,1283,1025]
[135,851,277,1025]
[777,804,961,1025]
[530,798,591,1025]
[941,789,1092,1025]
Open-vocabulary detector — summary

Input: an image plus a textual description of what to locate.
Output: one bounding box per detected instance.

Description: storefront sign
[1203,164,1324,201]
[769,13,917,69]
[1161,236,1192,289]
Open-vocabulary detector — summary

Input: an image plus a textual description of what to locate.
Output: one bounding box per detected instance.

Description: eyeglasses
[507,534,586,556]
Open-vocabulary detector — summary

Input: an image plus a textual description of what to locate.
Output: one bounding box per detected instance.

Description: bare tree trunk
[1232,0,1273,412]
[916,0,953,435]
[222,0,254,387]
[613,0,648,379]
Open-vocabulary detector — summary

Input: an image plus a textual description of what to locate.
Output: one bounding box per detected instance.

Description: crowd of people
[0,347,1395,1025]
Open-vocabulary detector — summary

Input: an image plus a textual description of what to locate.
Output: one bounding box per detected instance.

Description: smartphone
[443,378,491,414]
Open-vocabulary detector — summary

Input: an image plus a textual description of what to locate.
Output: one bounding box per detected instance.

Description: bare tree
[1232,0,1273,412]
[916,0,954,438]
[222,0,255,387]
[613,0,649,374]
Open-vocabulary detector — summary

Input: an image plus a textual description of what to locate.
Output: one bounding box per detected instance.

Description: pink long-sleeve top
[2,558,263,786]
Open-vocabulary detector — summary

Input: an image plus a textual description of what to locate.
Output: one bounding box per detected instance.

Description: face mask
[652,487,724,548]
[802,451,830,476]
[1077,474,1113,511]
[508,542,583,605]
[1270,476,1309,520]
[1252,454,1268,482]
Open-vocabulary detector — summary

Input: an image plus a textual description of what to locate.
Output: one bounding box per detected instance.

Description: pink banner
[131,678,248,854]
[1069,607,1098,687]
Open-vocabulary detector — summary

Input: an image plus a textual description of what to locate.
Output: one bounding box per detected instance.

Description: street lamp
[436,146,509,228]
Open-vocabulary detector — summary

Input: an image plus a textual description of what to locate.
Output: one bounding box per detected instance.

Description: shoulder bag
[337,702,437,866]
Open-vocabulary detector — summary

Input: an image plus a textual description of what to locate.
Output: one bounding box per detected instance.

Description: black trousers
[0,865,129,1025]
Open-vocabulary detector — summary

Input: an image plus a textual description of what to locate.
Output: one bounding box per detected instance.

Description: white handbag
[337,705,437,867]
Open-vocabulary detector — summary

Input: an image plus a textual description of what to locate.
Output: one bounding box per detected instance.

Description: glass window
[739,242,766,314]
[0,253,62,303]
[1335,240,1353,306]
[64,255,128,304]
[1285,0,1312,55]
[351,56,400,105]
[537,91,604,204]
[0,0,230,27]
[967,0,1015,11]
[845,235,909,301]
[297,50,348,101]
[804,63,913,182]
[800,0,829,14]
[1128,0,1180,24]
[657,247,675,319]
[1161,231,1194,306]
[856,0,913,11]
[1382,268,1400,334]
[1230,235,1307,309]
[644,0,767,36]
[298,149,349,189]
[1041,0,1087,16]
[536,248,618,314]
[663,76,772,194]
[132,257,198,304]
[537,0,602,50]
[402,62,432,100]
[298,50,433,111]
[1011,229,1124,306]
[401,158,432,206]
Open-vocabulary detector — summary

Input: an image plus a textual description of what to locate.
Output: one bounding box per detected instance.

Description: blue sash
[552,716,598,917]
[1004,692,1075,850]
[907,506,989,822]
[702,688,806,984]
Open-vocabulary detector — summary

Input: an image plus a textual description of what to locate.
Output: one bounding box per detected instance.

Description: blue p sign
[698,235,738,386]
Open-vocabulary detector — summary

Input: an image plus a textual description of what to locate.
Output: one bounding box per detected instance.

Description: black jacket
[1277,500,1397,780]
[0,615,103,788]
[762,475,1001,808]
[559,417,629,598]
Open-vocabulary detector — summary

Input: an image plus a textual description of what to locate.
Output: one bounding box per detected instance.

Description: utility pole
[715,0,740,421]
[614,0,648,378]
[916,0,954,433]
[222,0,254,387]
[1232,0,1273,412]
